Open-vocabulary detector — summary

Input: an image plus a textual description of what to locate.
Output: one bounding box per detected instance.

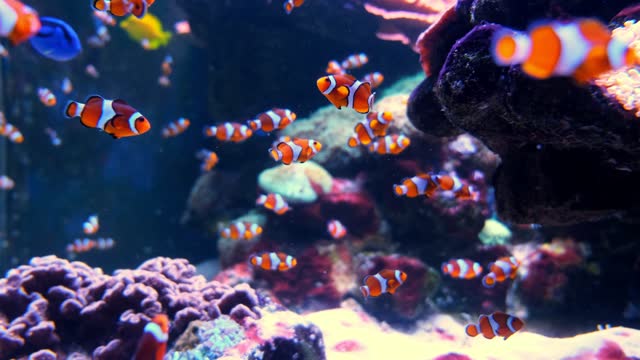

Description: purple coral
[0,256,263,359]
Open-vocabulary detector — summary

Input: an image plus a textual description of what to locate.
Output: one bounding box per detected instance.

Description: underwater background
[0,0,640,359]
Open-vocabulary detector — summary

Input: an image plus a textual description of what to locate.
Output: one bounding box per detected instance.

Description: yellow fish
[119,13,171,50]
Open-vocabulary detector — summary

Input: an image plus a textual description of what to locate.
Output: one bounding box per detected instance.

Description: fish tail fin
[64,101,84,118]
[465,324,479,337]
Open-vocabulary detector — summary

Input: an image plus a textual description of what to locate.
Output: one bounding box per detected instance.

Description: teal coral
[170,316,245,360]
[478,218,512,245]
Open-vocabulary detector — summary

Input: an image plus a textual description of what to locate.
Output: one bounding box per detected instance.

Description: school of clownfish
[1,0,639,356]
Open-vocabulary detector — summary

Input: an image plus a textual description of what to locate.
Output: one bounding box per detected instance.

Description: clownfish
[64,95,151,139]
[492,18,639,83]
[393,173,476,200]
[85,64,100,78]
[441,259,483,280]
[83,214,99,235]
[93,10,116,26]
[247,108,297,132]
[65,237,114,254]
[362,72,384,88]
[95,237,115,250]
[360,269,407,298]
[0,122,24,143]
[0,175,14,190]
[196,149,219,172]
[249,252,297,271]
[161,55,173,76]
[368,134,410,155]
[341,53,368,70]
[37,88,56,107]
[317,74,375,114]
[93,0,152,19]
[482,256,520,288]
[134,314,169,360]
[347,111,393,147]
[158,75,170,87]
[327,219,347,239]
[465,311,524,340]
[203,122,253,143]
[44,127,62,146]
[269,137,322,165]
[283,0,304,14]
[326,60,344,75]
[220,221,263,241]
[174,20,191,35]
[162,118,190,138]
[61,77,73,94]
[256,193,291,215]
[0,0,41,45]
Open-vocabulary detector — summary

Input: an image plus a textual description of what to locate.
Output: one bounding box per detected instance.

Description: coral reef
[407,0,640,225]
[258,161,333,204]
[477,219,512,246]
[0,256,263,359]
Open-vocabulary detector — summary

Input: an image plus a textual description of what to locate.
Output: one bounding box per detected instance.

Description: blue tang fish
[29,17,81,61]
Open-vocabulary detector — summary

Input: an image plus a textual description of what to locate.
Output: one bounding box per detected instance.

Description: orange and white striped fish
[220,221,263,241]
[441,259,483,280]
[161,55,173,76]
[83,214,99,235]
[93,0,152,18]
[492,18,638,83]
[66,238,95,253]
[85,64,100,78]
[247,108,296,132]
[347,111,393,147]
[269,137,322,165]
[61,77,73,94]
[95,237,115,250]
[341,53,368,70]
[0,175,15,190]
[317,74,375,114]
[162,118,190,138]
[0,0,41,46]
[64,95,151,139]
[0,122,24,143]
[134,314,169,360]
[465,312,524,340]
[249,252,298,271]
[327,219,347,239]
[38,88,56,107]
[368,134,410,155]
[203,122,253,143]
[93,10,116,26]
[326,60,344,75]
[362,72,384,88]
[360,269,407,298]
[256,193,291,215]
[271,135,291,149]
[482,256,520,288]
[393,173,476,200]
[196,149,219,172]
[283,0,304,14]
[158,75,170,87]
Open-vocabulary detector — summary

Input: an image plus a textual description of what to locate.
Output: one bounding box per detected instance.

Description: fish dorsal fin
[113,98,129,106]
[86,95,104,106]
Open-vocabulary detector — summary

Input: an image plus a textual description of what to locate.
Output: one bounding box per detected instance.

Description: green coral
[478,218,512,245]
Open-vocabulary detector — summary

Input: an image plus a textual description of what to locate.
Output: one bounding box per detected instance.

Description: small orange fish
[162,118,190,138]
[256,193,291,215]
[326,60,344,75]
[341,53,368,70]
[482,256,519,288]
[66,238,96,253]
[368,134,410,155]
[347,111,393,147]
[327,219,347,239]
[492,18,638,83]
[93,0,150,18]
[249,252,297,271]
[441,259,483,280]
[61,77,73,94]
[247,108,296,132]
[174,20,191,35]
[93,10,116,26]
[317,74,375,114]
[362,72,384,88]
[85,64,100,78]
[134,314,169,360]
[360,269,407,298]
[38,88,56,107]
[0,122,24,143]
[269,137,322,165]
[161,55,173,76]
[203,122,253,143]
[0,175,15,190]
[393,173,475,200]
[195,149,219,172]
[83,214,99,235]
[64,95,151,139]
[220,221,263,241]
[465,312,524,340]
[283,0,304,14]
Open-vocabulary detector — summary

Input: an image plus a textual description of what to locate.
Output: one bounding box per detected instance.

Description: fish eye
[137,117,145,122]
